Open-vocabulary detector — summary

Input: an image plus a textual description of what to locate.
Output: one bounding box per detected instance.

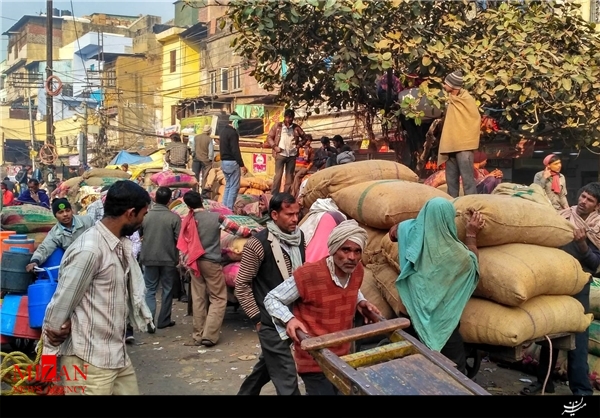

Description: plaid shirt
[166,142,190,166]
[264,256,366,340]
[42,221,133,369]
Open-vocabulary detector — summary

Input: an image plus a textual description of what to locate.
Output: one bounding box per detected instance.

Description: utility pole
[27,87,37,172]
[80,101,88,167]
[46,0,54,145]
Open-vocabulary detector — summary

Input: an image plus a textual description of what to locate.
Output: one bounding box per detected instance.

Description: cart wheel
[465,347,482,379]
[10,338,37,354]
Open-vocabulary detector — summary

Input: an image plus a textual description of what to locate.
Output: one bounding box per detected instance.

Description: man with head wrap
[264,219,381,395]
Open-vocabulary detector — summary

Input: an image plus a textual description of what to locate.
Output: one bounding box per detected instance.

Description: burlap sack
[453,194,574,247]
[380,233,400,273]
[83,168,130,180]
[360,223,388,266]
[491,182,553,209]
[437,183,464,196]
[475,244,591,306]
[369,262,407,316]
[459,296,594,347]
[62,176,82,189]
[301,160,418,209]
[361,266,396,320]
[332,180,451,230]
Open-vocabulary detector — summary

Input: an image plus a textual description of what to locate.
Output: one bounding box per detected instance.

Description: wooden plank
[340,340,418,369]
[310,348,384,395]
[388,329,491,395]
[300,318,411,351]
[359,354,476,395]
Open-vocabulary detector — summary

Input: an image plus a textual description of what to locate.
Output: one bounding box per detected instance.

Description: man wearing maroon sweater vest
[264,219,381,395]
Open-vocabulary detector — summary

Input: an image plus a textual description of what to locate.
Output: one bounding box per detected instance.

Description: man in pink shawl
[181,191,227,347]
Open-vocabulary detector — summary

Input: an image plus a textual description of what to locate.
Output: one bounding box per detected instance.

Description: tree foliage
[227,0,600,148]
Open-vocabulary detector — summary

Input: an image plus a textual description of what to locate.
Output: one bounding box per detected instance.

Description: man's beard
[121,222,140,237]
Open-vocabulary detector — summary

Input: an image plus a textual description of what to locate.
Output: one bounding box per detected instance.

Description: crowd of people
[1,69,594,397]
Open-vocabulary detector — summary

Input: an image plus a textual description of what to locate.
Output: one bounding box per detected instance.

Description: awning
[109,150,153,166]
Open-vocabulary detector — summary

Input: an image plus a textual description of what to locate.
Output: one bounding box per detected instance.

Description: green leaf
[484,73,495,82]
[507,84,522,91]
[493,85,505,92]
[562,78,572,91]
[382,52,392,61]
[339,82,350,91]
[422,56,432,66]
[346,69,355,78]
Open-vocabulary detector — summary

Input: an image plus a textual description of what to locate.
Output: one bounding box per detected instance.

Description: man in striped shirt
[42,181,152,395]
[235,193,305,395]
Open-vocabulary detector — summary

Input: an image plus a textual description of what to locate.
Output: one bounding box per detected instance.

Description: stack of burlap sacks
[204,164,273,203]
[301,160,594,354]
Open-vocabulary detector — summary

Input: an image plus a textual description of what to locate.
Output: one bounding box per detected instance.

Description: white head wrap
[327,219,368,256]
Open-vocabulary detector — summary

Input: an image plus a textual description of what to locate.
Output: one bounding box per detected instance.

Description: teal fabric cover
[395,197,479,351]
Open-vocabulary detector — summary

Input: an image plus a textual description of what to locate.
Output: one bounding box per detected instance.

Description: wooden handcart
[298,315,490,395]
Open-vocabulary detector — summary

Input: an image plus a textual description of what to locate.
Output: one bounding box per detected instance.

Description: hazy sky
[1,0,177,61]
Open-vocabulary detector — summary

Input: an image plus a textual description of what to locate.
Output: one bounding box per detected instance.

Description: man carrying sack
[438,70,481,198]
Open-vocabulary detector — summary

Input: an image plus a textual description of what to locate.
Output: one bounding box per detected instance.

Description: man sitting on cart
[25,198,95,272]
[263,219,381,395]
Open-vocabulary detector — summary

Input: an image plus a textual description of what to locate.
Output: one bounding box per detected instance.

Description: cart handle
[298,317,411,352]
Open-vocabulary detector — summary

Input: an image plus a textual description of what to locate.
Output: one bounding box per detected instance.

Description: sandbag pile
[451,194,593,347]
[303,161,594,348]
[54,168,131,205]
[204,165,273,204]
[298,160,427,320]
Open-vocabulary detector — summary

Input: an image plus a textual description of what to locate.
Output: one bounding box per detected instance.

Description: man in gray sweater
[182,191,227,347]
[139,187,181,330]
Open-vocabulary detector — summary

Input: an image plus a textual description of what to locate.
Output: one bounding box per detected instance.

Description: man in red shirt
[263,219,381,395]
[2,181,15,206]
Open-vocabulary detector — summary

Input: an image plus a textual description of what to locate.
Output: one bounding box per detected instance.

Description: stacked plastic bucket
[0,231,63,337]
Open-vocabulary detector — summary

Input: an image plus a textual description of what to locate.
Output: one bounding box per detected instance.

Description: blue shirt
[16,189,50,208]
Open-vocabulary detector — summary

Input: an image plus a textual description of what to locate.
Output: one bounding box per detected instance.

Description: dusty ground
[2,297,597,396]
[128,299,597,396]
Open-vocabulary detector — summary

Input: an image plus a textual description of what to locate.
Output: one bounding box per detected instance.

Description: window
[106,70,116,87]
[232,66,241,91]
[170,50,176,73]
[209,71,217,95]
[171,105,178,126]
[221,68,229,92]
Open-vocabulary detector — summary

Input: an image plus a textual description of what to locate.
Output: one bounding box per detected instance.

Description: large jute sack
[437,183,464,196]
[221,232,249,262]
[475,244,591,307]
[81,177,122,187]
[491,182,553,209]
[459,296,594,347]
[332,180,451,230]
[361,266,396,320]
[301,160,418,209]
[62,176,83,189]
[1,205,56,234]
[360,223,388,266]
[380,234,400,273]
[369,262,407,316]
[83,168,130,180]
[453,194,574,248]
[240,177,270,191]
